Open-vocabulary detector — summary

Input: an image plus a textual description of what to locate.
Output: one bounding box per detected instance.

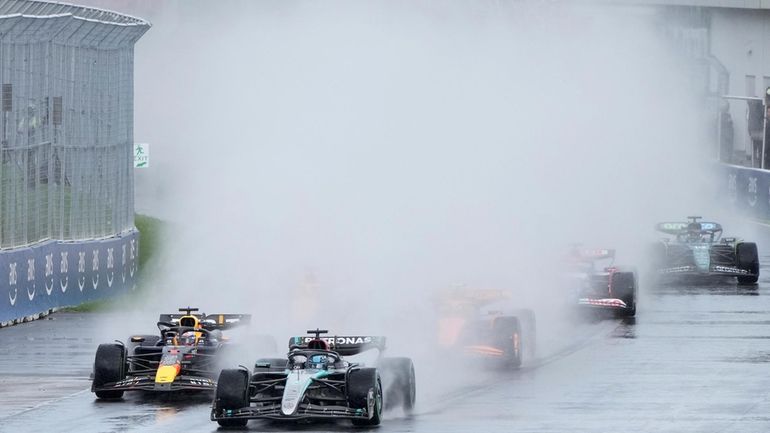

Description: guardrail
[0,230,139,326]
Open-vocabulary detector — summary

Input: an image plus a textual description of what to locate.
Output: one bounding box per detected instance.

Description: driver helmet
[307,338,329,350]
[180,331,197,346]
[686,222,702,242]
[309,354,328,369]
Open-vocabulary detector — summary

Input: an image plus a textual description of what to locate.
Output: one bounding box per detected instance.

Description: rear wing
[201,314,251,330]
[655,222,722,235]
[157,313,251,330]
[158,313,196,324]
[288,335,387,356]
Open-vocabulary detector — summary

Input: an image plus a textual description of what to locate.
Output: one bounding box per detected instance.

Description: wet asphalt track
[5,227,770,432]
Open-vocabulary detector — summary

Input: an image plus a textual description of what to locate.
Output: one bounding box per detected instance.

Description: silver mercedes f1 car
[210,329,415,427]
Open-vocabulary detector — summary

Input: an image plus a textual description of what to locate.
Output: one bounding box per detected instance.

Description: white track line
[1,388,90,420]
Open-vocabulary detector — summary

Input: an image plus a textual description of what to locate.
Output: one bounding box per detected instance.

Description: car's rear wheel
[611,271,637,317]
[379,357,416,413]
[493,316,522,368]
[93,343,126,399]
[214,369,250,428]
[514,308,537,359]
[737,242,760,284]
[348,368,382,426]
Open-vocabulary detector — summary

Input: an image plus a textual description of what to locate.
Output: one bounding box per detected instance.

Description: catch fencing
[0,1,149,323]
[0,0,149,248]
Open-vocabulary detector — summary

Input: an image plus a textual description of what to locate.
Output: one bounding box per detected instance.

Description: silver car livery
[211,329,416,428]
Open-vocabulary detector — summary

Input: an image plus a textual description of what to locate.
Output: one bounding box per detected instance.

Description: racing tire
[254,357,288,372]
[93,343,127,399]
[514,308,537,359]
[347,368,382,426]
[379,357,416,413]
[611,271,637,317]
[214,369,250,428]
[737,242,760,285]
[493,316,522,368]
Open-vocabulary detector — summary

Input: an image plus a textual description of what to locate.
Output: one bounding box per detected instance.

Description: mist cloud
[82,0,717,406]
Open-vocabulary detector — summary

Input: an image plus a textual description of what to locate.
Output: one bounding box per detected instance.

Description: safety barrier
[0,230,139,326]
[722,164,770,219]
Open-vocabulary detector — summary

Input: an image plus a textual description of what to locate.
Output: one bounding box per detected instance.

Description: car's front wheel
[214,369,250,428]
[611,271,637,317]
[92,343,126,399]
[493,316,522,368]
[737,242,760,285]
[348,368,382,426]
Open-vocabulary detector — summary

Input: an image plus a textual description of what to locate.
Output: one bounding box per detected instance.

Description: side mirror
[130,336,145,343]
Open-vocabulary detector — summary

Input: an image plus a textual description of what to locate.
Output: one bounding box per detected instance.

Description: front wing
[658,265,754,278]
[211,403,372,422]
[578,297,629,311]
[92,374,216,393]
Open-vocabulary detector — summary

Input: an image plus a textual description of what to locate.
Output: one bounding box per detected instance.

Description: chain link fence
[0,0,150,248]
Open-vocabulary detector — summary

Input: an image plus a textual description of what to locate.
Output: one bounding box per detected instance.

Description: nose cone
[281,371,315,415]
[155,365,180,384]
[692,245,711,271]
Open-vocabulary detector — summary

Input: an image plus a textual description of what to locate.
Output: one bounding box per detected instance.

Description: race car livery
[91,307,250,399]
[435,288,536,367]
[652,217,759,284]
[211,329,415,428]
[567,248,637,317]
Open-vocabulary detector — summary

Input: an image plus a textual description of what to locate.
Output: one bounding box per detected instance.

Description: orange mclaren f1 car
[435,289,536,368]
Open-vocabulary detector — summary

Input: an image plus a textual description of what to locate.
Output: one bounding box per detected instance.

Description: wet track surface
[5,227,770,432]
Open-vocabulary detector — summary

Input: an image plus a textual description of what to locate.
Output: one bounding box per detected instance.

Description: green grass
[60,213,166,312]
[60,299,108,313]
[135,214,164,272]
